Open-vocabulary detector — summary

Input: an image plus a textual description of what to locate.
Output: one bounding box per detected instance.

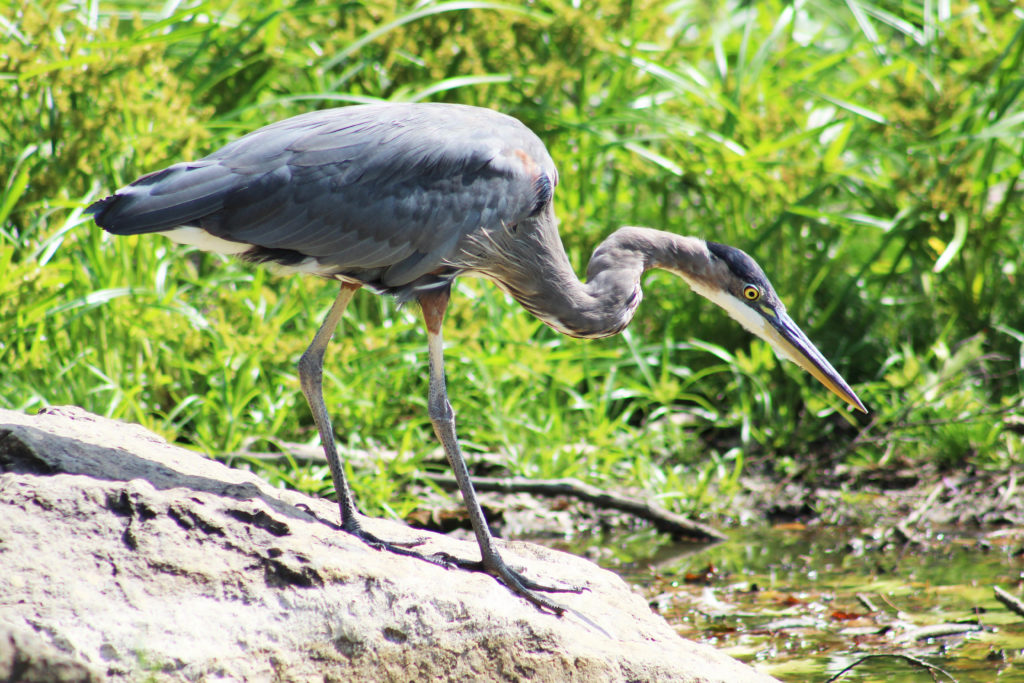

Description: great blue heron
[88,102,866,614]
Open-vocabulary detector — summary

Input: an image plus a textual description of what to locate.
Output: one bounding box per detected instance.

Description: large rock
[0,406,776,682]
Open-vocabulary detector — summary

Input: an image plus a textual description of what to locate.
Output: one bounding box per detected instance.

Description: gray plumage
[92,103,556,298]
[89,102,865,615]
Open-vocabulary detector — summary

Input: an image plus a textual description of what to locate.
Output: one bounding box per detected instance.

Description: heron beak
[762,310,868,414]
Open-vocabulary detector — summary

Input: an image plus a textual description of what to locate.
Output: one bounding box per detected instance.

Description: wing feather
[89,103,557,291]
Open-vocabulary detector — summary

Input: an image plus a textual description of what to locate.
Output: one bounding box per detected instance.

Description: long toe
[339,519,462,567]
[338,515,585,612]
[362,533,428,551]
[493,564,570,615]
[483,552,587,615]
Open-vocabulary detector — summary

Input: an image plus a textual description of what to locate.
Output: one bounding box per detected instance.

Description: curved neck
[566,226,714,338]
[456,212,713,339]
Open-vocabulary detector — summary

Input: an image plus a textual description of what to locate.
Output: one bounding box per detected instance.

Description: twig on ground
[994,585,1024,619]
[875,592,907,618]
[423,473,727,542]
[894,622,984,642]
[997,471,1018,508]
[890,481,944,543]
[855,593,880,614]
[234,444,726,542]
[824,654,955,682]
[903,482,945,528]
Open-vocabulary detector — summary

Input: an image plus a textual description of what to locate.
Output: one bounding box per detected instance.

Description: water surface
[539,524,1023,681]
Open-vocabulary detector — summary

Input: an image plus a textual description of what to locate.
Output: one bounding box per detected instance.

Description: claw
[339,518,465,568]
[481,551,586,615]
[341,515,584,613]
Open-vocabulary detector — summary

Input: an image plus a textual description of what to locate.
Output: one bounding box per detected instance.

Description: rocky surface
[0,406,777,682]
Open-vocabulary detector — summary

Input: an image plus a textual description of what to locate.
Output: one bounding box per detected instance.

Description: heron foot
[480,552,587,615]
[338,514,585,613]
[338,516,469,569]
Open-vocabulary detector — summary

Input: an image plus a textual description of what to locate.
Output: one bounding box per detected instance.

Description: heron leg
[298,283,364,530]
[298,285,487,569]
[298,284,428,550]
[419,289,583,614]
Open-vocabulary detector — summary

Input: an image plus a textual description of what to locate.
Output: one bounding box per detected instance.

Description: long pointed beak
[763,311,867,413]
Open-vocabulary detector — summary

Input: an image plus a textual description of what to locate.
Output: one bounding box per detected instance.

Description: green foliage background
[2,0,1022,516]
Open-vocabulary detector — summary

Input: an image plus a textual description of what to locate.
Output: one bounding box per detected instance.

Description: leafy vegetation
[3,0,1022,517]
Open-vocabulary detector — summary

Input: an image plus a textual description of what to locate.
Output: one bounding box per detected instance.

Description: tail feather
[88,161,235,235]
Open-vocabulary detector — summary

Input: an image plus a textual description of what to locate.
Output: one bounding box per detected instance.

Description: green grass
[2,0,1023,519]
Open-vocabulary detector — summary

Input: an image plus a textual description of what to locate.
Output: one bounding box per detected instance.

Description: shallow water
[538,524,1024,681]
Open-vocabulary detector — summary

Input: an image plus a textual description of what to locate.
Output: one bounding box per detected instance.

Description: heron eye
[743,285,761,301]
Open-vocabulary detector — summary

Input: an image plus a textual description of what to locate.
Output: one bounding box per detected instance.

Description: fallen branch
[903,482,945,528]
[995,585,1024,619]
[422,473,727,542]
[236,445,726,541]
[824,653,955,682]
[894,622,984,642]
[887,481,945,544]
[855,593,880,614]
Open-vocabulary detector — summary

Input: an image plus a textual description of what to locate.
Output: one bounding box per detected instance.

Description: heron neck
[479,221,711,339]
[571,226,712,338]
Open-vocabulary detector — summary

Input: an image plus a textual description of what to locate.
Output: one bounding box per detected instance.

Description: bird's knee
[428,396,455,426]
[297,351,324,389]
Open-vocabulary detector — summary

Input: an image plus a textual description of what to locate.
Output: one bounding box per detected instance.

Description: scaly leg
[298,283,362,527]
[298,283,438,561]
[419,288,583,614]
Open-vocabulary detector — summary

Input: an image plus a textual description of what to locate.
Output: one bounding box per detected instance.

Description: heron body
[89,102,865,614]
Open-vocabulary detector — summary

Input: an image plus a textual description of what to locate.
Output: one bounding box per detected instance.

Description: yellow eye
[743,285,761,301]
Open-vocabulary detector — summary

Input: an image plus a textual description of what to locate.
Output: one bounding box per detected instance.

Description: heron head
[677,241,867,414]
